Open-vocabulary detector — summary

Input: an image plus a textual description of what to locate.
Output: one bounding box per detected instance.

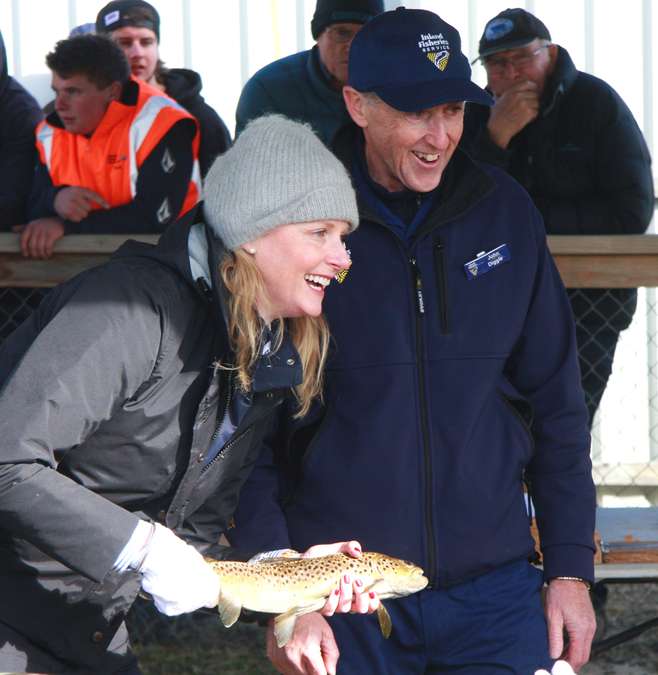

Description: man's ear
[343,86,369,129]
[547,43,559,72]
[108,81,123,101]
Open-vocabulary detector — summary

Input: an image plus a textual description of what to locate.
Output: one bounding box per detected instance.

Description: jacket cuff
[541,544,595,584]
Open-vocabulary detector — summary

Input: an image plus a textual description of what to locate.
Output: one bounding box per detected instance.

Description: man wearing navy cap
[463,8,654,428]
[235,0,383,145]
[231,8,596,674]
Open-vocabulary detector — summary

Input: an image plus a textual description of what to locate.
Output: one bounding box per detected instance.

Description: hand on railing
[13,218,65,259]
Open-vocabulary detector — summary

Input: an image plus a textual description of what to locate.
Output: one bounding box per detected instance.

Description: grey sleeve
[0,266,162,582]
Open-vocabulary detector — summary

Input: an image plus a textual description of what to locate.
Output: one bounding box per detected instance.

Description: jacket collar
[306,46,344,103]
[541,46,578,117]
[111,215,301,391]
[188,221,302,392]
[332,123,496,238]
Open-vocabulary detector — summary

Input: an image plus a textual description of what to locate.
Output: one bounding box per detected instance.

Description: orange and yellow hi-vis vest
[35,77,201,219]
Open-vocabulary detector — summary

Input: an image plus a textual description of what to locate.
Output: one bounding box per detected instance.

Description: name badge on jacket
[464,244,511,280]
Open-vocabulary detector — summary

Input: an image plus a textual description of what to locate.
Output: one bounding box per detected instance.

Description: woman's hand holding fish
[300,540,380,615]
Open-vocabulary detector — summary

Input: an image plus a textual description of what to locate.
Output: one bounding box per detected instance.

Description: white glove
[139,523,220,616]
[535,661,577,675]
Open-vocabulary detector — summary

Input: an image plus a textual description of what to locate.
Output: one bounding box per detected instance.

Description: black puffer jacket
[163,67,231,176]
[0,29,43,228]
[463,46,654,237]
[0,216,299,672]
[463,46,654,334]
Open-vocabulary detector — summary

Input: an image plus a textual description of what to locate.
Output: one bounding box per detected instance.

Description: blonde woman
[0,116,373,674]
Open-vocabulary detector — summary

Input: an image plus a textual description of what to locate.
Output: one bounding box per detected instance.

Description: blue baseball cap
[348,7,493,112]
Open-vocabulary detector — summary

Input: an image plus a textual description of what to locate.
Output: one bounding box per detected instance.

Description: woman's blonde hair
[219,249,331,418]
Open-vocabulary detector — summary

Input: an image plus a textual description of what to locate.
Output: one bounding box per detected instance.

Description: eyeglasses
[484,45,551,74]
[324,25,360,44]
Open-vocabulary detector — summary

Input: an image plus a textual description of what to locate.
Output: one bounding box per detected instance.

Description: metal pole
[467,0,478,65]
[239,0,250,86]
[584,0,594,74]
[642,1,657,460]
[68,0,77,33]
[642,0,654,166]
[182,0,192,70]
[11,0,21,77]
[296,0,306,52]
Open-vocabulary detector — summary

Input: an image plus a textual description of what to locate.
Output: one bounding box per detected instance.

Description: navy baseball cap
[348,7,492,112]
[478,8,551,60]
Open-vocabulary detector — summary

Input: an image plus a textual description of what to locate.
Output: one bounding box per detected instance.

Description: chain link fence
[0,287,48,342]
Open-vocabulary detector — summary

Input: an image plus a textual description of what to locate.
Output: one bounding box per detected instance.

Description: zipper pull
[195,277,212,300]
[410,258,425,315]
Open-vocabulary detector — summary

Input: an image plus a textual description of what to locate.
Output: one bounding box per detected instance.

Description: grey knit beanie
[203,115,359,250]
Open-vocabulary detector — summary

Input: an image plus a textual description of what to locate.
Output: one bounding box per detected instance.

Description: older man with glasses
[235,0,383,145]
[463,7,654,429]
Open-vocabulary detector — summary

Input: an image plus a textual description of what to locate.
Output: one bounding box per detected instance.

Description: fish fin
[217,590,242,628]
[274,600,326,647]
[377,603,392,639]
[273,611,299,647]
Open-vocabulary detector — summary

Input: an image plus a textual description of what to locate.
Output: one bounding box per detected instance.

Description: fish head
[367,553,429,598]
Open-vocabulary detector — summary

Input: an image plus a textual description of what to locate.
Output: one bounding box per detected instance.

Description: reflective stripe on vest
[129,94,198,198]
[36,121,55,168]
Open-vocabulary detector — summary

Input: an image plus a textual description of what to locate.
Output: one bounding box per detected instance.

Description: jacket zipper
[433,239,449,334]
[201,426,249,474]
[410,257,437,588]
[200,372,233,474]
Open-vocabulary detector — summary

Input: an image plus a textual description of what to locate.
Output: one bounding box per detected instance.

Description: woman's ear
[241,243,257,255]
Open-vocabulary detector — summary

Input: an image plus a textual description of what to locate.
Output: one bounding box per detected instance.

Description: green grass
[129,601,277,675]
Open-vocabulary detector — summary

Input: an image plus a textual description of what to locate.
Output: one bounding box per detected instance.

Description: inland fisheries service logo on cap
[418,31,450,72]
[348,7,492,112]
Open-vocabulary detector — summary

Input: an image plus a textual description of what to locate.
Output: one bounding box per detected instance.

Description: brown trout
[206,551,428,647]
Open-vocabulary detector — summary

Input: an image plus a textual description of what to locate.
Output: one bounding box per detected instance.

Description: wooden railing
[1,233,658,288]
[549,234,658,288]
[0,233,157,288]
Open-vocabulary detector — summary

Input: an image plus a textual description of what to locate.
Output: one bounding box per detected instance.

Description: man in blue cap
[230,8,596,674]
[463,8,654,429]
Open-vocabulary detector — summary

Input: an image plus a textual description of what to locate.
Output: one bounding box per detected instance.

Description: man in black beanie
[235,0,383,145]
